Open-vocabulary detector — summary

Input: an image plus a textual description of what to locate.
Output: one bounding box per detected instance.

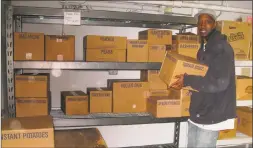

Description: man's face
[197,14,216,37]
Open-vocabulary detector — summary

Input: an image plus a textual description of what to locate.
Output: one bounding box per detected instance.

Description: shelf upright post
[173,121,181,148]
[14,16,22,32]
[6,5,15,118]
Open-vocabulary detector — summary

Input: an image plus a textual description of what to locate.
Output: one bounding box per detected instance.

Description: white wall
[9,1,252,147]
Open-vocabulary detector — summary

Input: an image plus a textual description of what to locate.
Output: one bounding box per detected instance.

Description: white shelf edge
[235,60,252,67]
[236,100,252,107]
[217,132,252,147]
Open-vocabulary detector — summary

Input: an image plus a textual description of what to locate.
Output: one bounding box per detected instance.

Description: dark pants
[187,121,219,148]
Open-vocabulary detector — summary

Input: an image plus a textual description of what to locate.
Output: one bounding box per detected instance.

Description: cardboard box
[147,88,182,118]
[172,34,200,43]
[85,48,126,62]
[172,43,200,59]
[216,21,251,60]
[218,119,237,140]
[61,91,88,115]
[236,107,252,137]
[108,80,149,113]
[83,35,127,49]
[141,70,167,90]
[87,88,112,113]
[148,45,168,62]
[16,96,51,117]
[15,74,49,98]
[55,128,107,148]
[139,29,172,45]
[159,52,208,91]
[127,40,148,62]
[181,89,191,117]
[45,35,75,61]
[236,76,252,100]
[14,32,44,61]
[2,116,54,148]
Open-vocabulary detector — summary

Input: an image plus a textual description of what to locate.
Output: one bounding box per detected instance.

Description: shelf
[217,132,252,147]
[235,61,252,67]
[13,61,162,70]
[51,109,188,127]
[124,143,176,148]
[236,100,252,107]
[13,6,196,30]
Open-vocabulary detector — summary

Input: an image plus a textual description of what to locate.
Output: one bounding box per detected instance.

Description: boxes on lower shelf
[147,88,191,118]
[236,76,252,100]
[15,73,50,98]
[15,95,51,117]
[218,119,238,140]
[87,88,112,113]
[236,107,252,137]
[2,116,55,148]
[61,91,89,115]
[108,79,149,113]
[54,128,107,148]
[141,70,168,90]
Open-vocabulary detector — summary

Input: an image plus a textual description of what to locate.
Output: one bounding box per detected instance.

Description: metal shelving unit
[4,4,252,148]
[3,5,198,148]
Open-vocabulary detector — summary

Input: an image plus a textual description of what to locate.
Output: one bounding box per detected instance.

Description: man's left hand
[170,74,184,90]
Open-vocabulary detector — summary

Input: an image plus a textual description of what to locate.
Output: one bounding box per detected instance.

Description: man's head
[194,9,217,37]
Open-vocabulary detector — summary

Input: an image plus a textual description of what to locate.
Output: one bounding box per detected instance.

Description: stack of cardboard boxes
[84,35,127,62]
[172,33,200,59]
[15,73,51,117]
[14,33,75,61]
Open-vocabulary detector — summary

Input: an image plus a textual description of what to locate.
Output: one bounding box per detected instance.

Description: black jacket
[183,29,236,124]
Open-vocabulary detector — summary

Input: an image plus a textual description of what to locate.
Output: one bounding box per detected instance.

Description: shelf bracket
[173,121,180,148]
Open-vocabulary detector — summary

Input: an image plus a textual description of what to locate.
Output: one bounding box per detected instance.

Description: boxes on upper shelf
[159,52,208,91]
[87,88,112,113]
[45,35,75,61]
[236,107,252,137]
[138,29,172,45]
[140,70,167,90]
[2,116,55,148]
[61,91,88,115]
[15,73,50,98]
[127,40,148,62]
[216,20,251,60]
[16,92,51,117]
[148,45,169,62]
[236,76,252,100]
[172,33,200,44]
[85,48,126,62]
[84,35,127,62]
[172,34,200,59]
[108,79,149,113]
[83,35,127,49]
[14,32,44,61]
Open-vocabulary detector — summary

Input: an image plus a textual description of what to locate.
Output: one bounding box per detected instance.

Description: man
[171,9,236,148]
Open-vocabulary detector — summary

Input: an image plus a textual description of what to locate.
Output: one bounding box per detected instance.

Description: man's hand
[170,74,185,90]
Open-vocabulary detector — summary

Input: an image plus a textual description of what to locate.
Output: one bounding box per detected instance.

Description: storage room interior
[1,1,252,148]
